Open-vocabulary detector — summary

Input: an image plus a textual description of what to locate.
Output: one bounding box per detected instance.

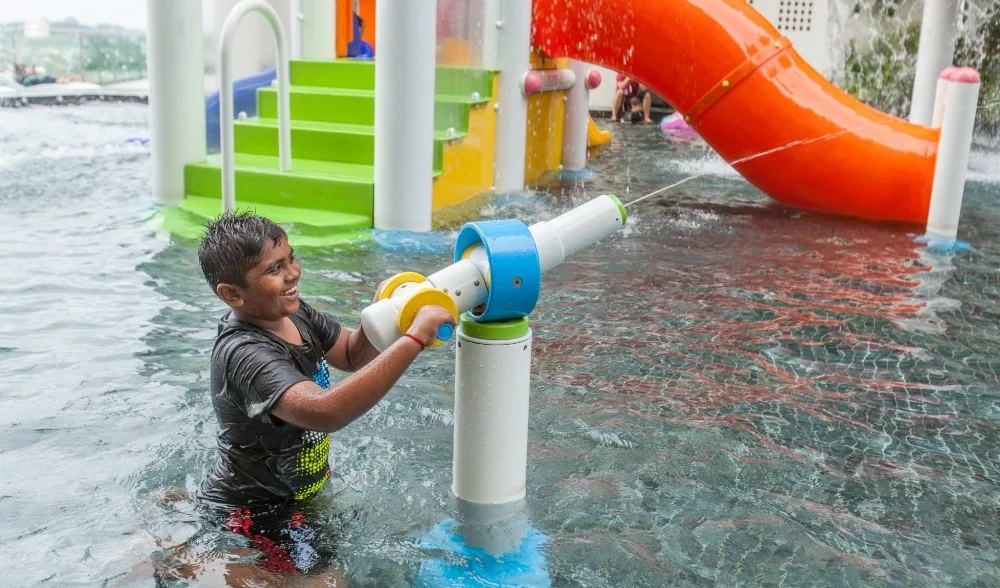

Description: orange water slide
[533,0,941,223]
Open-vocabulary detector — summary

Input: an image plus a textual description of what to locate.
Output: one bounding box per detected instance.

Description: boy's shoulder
[211,313,273,362]
[212,300,329,352]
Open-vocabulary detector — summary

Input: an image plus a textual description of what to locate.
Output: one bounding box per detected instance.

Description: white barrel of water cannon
[359,194,627,351]
[528,194,627,272]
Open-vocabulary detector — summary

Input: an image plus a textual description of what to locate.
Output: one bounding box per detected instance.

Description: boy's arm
[322,278,405,372]
[274,304,454,432]
[324,325,380,372]
[272,335,422,432]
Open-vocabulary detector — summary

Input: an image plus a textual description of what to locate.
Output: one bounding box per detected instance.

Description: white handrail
[219,0,292,213]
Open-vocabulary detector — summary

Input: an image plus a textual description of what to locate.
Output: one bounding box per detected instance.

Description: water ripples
[1,105,1000,586]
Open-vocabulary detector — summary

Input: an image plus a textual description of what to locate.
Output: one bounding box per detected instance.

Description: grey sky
[0,0,214,30]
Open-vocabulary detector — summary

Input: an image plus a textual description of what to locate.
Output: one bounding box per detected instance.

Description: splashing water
[625,130,852,208]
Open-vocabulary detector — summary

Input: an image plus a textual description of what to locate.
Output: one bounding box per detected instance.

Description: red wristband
[402,333,426,350]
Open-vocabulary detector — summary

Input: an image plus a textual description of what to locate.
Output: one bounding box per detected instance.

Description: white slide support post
[925,68,981,241]
[561,60,593,172]
[146,0,206,206]
[374,0,437,231]
[910,0,960,126]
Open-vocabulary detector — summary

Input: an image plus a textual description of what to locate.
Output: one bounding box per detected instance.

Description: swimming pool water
[1,104,999,586]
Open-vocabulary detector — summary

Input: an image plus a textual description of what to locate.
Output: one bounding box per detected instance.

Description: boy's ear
[216,283,245,308]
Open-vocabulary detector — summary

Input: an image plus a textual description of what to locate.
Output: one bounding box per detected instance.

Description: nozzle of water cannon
[360,194,627,352]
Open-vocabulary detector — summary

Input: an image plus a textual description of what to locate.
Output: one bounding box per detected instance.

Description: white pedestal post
[453,317,532,505]
[146,0,206,206]
[909,0,960,126]
[374,0,437,231]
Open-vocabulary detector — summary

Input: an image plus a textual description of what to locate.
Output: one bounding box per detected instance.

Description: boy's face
[217,238,301,320]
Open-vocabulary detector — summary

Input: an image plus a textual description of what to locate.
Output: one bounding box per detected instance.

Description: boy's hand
[407,305,456,347]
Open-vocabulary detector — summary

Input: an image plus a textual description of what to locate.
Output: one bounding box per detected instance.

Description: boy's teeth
[282,286,297,295]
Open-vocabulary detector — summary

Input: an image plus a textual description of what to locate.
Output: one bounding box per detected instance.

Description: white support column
[299,0,336,60]
[374,0,437,231]
[291,0,303,59]
[909,0,960,126]
[146,0,206,206]
[925,68,981,241]
[493,0,531,192]
[481,0,501,70]
[453,320,532,505]
[561,60,593,172]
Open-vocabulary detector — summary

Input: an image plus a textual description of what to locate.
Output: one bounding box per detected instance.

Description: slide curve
[533,0,940,223]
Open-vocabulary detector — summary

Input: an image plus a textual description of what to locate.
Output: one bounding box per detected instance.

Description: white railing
[219,0,292,213]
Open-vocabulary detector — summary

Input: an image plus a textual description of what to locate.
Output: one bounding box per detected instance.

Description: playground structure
[143,0,982,576]
[147,0,981,244]
[151,0,612,242]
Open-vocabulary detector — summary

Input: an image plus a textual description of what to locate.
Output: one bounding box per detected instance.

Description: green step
[291,60,375,90]
[179,195,370,232]
[184,153,373,217]
[289,60,494,99]
[234,118,452,174]
[258,86,484,133]
[258,86,373,126]
[161,195,370,248]
[435,66,494,98]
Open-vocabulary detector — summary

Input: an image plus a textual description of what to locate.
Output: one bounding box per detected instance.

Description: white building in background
[22,19,53,39]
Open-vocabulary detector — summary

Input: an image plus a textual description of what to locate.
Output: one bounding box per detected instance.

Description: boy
[194,211,454,576]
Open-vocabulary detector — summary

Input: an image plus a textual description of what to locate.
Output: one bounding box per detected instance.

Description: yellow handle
[376,271,427,301]
[397,289,459,348]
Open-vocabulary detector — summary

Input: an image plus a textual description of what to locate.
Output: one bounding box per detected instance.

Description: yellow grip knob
[397,289,459,348]
[376,271,427,301]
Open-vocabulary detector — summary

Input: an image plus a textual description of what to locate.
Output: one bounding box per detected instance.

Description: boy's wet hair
[199,210,288,291]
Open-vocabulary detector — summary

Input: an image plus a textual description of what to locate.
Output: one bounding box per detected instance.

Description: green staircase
[178,60,493,244]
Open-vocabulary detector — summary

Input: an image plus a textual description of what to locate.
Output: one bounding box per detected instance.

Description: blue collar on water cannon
[454,220,542,323]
